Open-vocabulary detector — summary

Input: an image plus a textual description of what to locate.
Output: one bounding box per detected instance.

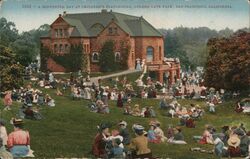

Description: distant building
[40,10,180,83]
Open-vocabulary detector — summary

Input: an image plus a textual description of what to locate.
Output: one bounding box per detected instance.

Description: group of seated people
[92,120,188,159]
[3,85,55,108]
[147,120,187,144]
[192,124,250,158]
[89,100,110,114]
[160,98,204,120]
[235,99,250,114]
[123,102,156,118]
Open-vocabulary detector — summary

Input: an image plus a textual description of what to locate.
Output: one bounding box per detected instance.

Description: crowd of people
[192,123,250,158]
[92,120,188,159]
[1,65,249,158]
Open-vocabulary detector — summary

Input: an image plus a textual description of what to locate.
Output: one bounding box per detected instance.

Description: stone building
[40,10,180,83]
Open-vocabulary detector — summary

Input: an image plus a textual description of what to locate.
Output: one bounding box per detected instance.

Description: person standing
[4,91,12,111]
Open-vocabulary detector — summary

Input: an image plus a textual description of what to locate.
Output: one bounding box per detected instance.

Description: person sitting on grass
[7,118,34,158]
[207,101,216,113]
[23,105,43,120]
[118,121,130,145]
[0,138,13,159]
[159,97,169,109]
[168,126,187,144]
[227,134,241,157]
[45,94,55,107]
[110,138,125,158]
[37,92,45,106]
[92,123,111,158]
[150,121,167,143]
[149,106,156,118]
[131,104,141,117]
[128,124,152,159]
[194,125,215,144]
[123,103,132,115]
[56,87,63,96]
[147,125,160,144]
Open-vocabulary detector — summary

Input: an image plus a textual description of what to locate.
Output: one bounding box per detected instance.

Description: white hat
[118,121,127,127]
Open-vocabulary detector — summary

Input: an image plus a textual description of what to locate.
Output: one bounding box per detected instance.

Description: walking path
[87,69,141,85]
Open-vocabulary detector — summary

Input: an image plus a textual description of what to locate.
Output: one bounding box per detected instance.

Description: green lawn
[1,88,249,158]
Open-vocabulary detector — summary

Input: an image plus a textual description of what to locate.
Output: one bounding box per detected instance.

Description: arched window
[54,44,58,53]
[115,52,121,62]
[92,52,99,62]
[146,46,154,62]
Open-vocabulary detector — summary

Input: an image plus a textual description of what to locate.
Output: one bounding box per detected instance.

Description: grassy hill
[1,87,249,158]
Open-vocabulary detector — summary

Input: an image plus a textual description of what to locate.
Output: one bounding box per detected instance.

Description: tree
[164,32,192,70]
[0,45,24,91]
[204,31,250,91]
[159,27,235,68]
[99,40,117,72]
[0,17,19,46]
[10,32,38,66]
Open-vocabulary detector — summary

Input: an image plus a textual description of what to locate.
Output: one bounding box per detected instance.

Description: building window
[146,46,154,62]
[65,44,69,53]
[159,46,162,60]
[64,29,67,37]
[59,29,63,37]
[108,27,113,34]
[114,27,118,34]
[59,44,63,52]
[92,52,99,62]
[115,52,121,62]
[55,29,58,38]
[54,44,58,53]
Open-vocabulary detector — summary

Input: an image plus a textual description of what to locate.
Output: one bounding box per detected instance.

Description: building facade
[40,10,180,84]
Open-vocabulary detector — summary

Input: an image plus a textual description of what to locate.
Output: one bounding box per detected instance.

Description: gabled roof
[60,10,162,37]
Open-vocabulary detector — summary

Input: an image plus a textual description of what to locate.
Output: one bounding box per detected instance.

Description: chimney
[59,14,62,17]
[63,11,67,16]
[101,9,107,13]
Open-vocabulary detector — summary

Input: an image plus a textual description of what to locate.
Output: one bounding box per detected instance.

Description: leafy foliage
[51,45,84,72]
[160,27,235,69]
[0,18,50,66]
[99,40,118,72]
[10,32,38,66]
[119,41,130,70]
[204,31,250,91]
[0,45,24,91]
[0,18,18,46]
[40,47,51,72]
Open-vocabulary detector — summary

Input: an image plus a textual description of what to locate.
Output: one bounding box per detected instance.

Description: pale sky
[0,0,249,32]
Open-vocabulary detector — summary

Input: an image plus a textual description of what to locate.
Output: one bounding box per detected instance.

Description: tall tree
[0,45,24,91]
[0,18,19,47]
[204,31,250,91]
[10,32,37,66]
